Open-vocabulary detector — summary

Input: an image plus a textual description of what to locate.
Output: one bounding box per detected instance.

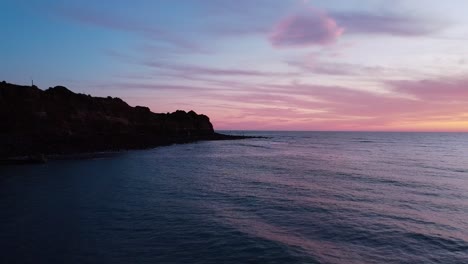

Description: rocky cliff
[0,81,239,160]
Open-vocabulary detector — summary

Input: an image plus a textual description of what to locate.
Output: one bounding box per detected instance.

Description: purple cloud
[270,8,344,48]
[332,12,444,36]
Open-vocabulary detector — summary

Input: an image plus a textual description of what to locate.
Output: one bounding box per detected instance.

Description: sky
[1,0,468,131]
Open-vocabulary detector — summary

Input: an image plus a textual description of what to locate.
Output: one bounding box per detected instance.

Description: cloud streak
[286,60,386,76]
[332,11,445,37]
[143,61,298,77]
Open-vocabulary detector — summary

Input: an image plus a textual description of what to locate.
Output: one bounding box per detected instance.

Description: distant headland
[0,81,252,164]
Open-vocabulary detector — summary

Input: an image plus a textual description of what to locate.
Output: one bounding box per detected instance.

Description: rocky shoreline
[0,81,256,164]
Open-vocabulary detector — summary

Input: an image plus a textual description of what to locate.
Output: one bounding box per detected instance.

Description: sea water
[1,132,467,263]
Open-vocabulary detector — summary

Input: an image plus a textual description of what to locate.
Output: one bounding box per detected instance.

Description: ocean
[1,131,467,263]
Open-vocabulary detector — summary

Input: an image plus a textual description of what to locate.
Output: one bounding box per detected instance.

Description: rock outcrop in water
[0,81,246,162]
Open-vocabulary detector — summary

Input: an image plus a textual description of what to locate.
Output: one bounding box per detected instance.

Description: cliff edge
[0,81,245,161]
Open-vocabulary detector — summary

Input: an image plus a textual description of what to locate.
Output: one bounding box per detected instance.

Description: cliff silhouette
[0,81,246,162]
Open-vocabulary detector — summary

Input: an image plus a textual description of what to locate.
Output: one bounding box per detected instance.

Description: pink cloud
[388,76,468,100]
[269,8,344,48]
[199,74,468,131]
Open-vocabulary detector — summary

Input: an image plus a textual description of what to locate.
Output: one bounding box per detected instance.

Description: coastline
[0,133,261,165]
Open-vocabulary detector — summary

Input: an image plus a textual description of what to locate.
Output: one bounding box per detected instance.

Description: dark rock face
[0,81,223,159]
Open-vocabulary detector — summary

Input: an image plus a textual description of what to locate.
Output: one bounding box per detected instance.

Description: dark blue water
[1,132,468,263]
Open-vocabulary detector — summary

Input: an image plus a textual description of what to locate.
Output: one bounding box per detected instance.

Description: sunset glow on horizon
[2,0,468,131]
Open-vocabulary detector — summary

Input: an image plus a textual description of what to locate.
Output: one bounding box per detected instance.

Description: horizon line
[216,129,468,133]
